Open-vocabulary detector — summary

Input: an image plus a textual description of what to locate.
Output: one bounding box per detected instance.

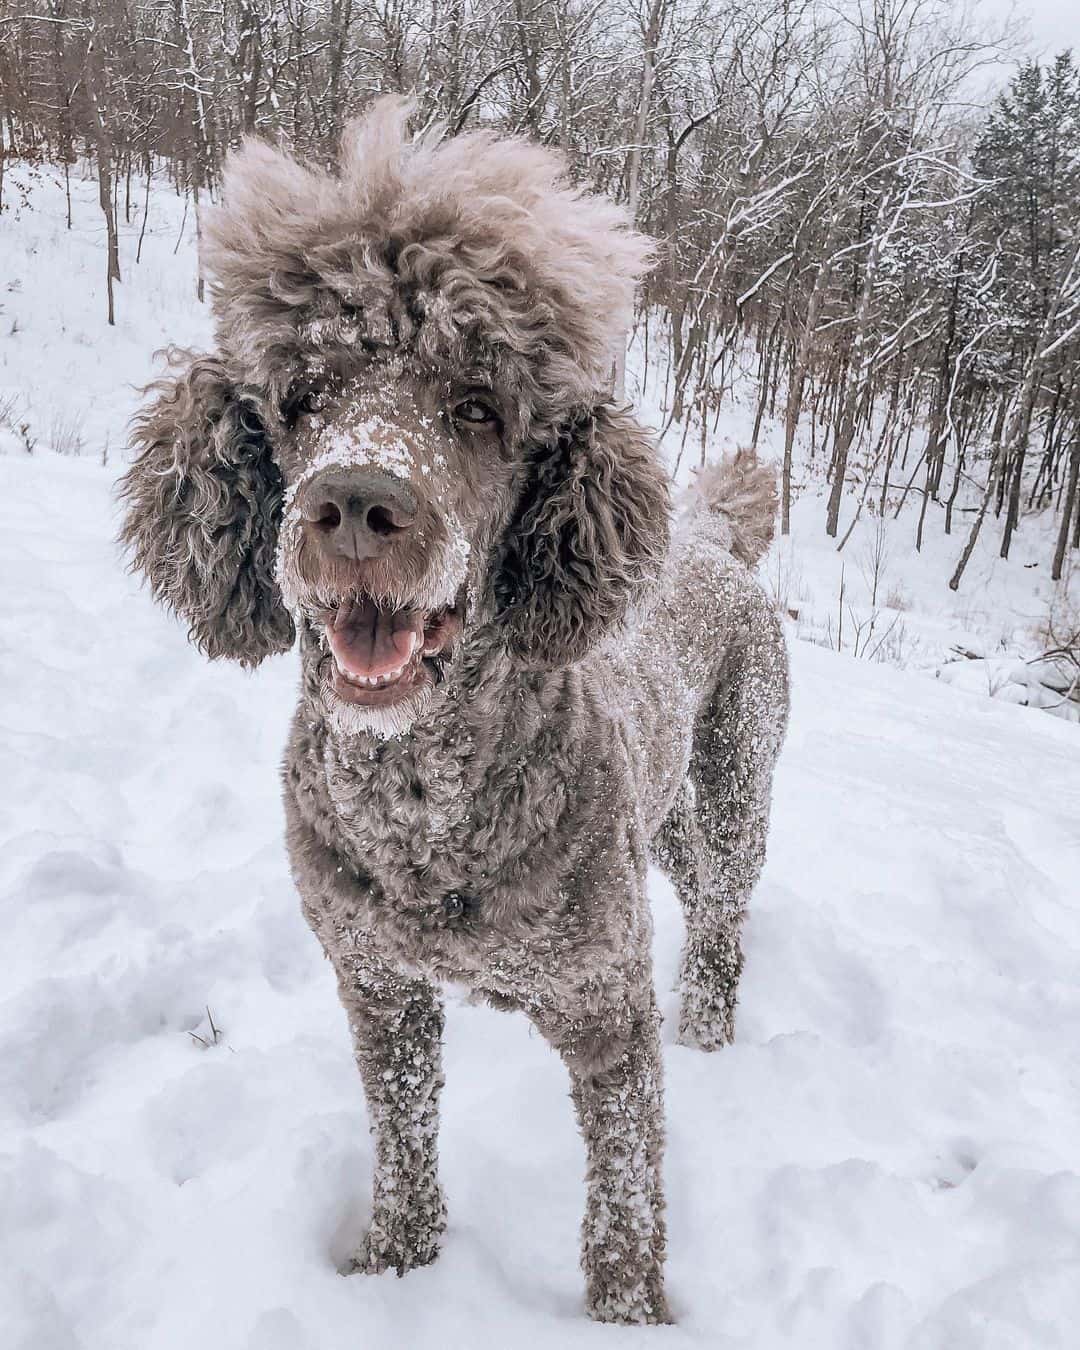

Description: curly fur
[690,449,779,567]
[495,404,669,667]
[202,95,653,434]
[119,351,295,664]
[120,99,789,1327]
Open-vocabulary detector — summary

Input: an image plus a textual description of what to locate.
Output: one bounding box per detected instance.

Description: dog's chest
[319,727,573,939]
[325,733,475,882]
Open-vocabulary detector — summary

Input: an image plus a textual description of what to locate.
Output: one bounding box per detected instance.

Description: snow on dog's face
[120,97,670,738]
[273,367,514,737]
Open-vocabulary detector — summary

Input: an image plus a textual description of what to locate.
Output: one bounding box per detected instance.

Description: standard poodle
[120,97,789,1325]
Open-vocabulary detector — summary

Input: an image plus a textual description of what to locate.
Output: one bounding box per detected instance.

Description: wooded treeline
[1,0,1079,584]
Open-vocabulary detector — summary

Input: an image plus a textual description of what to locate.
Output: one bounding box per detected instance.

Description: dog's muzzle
[276,457,471,723]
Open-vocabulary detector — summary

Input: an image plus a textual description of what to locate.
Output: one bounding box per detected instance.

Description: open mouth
[321,595,462,707]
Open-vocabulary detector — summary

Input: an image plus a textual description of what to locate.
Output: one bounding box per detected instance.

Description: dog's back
[601,453,789,1048]
[606,451,784,808]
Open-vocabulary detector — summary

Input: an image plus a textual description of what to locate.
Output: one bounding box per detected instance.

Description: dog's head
[120,98,670,737]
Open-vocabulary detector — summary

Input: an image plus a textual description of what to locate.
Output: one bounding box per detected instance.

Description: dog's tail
[687,450,778,568]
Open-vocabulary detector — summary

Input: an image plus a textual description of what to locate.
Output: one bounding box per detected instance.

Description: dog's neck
[295,620,592,900]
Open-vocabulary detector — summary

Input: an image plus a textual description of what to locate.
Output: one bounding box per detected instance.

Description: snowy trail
[2,447,1079,1350]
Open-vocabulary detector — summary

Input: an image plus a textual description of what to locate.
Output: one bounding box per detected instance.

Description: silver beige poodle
[120,98,789,1325]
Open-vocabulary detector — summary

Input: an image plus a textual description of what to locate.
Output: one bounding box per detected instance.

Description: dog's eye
[296,390,324,416]
[452,398,496,427]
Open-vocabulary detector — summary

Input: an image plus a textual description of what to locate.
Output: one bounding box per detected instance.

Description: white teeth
[333,656,416,690]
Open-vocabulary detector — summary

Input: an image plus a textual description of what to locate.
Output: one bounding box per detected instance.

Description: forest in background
[1,0,1079,593]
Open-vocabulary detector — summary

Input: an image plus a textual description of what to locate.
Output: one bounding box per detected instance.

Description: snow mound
[938,652,1079,721]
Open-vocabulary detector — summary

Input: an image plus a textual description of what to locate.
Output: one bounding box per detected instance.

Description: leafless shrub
[822,564,908,665]
[1028,563,1080,712]
[49,409,86,456]
[872,616,914,667]
[857,513,891,608]
[765,541,806,620]
[0,394,36,453]
[188,1006,223,1049]
[884,582,910,611]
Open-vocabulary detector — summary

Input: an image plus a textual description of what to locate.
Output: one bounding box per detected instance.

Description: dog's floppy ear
[119,350,295,666]
[495,404,670,669]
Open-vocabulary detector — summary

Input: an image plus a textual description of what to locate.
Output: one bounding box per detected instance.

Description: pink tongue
[328,598,423,679]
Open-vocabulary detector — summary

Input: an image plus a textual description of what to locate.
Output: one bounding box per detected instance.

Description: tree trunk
[0,109,7,216]
[615,0,665,401]
[1051,432,1080,581]
[83,32,121,326]
[1000,438,1028,558]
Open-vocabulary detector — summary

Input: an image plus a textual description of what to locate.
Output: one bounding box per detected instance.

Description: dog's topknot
[202,97,653,403]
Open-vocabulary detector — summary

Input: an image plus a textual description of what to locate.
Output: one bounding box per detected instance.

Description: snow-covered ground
[2,165,1080,1349]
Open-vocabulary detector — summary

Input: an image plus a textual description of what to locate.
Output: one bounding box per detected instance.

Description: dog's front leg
[536,987,670,1325]
[329,939,447,1276]
[287,805,447,1275]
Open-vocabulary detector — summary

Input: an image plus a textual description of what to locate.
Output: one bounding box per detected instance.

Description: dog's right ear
[119,350,295,666]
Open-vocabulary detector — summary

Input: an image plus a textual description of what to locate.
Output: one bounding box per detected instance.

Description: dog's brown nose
[299,466,418,561]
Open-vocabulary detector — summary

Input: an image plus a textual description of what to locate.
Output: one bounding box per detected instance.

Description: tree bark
[1051,431,1080,581]
[83,30,121,326]
[615,0,665,401]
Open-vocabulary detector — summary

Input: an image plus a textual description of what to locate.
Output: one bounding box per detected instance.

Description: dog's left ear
[494,404,670,668]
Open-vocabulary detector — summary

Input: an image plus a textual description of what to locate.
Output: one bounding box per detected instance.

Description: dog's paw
[676,1021,734,1052]
[349,1231,439,1277]
[587,1281,672,1326]
[677,999,736,1051]
[348,1193,447,1277]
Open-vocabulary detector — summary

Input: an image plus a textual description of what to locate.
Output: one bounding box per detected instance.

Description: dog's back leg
[669,600,788,1050]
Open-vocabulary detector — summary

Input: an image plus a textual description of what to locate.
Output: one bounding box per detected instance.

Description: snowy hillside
[2,168,1080,1349]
